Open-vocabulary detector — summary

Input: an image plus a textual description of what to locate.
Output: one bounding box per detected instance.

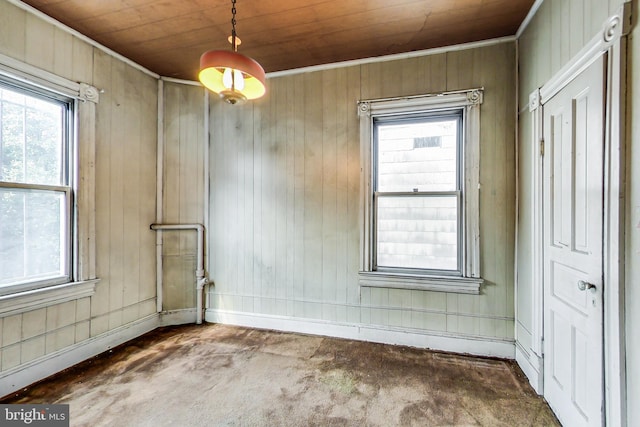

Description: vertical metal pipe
[155,79,164,313]
[203,89,210,319]
[513,38,520,350]
[150,223,207,324]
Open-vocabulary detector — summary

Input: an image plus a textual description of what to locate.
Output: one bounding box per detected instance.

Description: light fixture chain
[231,0,236,36]
[231,0,237,51]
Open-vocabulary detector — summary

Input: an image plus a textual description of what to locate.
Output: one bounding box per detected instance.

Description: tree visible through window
[0,82,73,291]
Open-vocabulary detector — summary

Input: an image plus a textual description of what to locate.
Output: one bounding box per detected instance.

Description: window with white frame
[0,54,99,315]
[358,89,484,294]
[374,111,462,273]
[0,79,74,294]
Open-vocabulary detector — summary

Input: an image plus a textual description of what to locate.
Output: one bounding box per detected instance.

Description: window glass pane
[376,195,458,271]
[0,188,67,287]
[376,118,458,192]
[0,87,65,185]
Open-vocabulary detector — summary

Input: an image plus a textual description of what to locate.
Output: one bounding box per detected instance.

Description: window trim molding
[0,279,98,317]
[359,272,483,294]
[357,88,483,294]
[0,54,99,308]
[0,52,100,103]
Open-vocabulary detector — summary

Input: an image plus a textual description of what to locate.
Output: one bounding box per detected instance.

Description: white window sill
[0,279,99,318]
[359,272,483,294]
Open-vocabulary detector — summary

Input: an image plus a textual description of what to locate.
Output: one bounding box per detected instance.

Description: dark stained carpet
[1,324,560,426]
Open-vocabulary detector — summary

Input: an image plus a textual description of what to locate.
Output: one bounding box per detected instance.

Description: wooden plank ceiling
[22,0,534,79]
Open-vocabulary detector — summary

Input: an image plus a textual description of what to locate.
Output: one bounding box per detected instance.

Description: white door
[542,55,605,427]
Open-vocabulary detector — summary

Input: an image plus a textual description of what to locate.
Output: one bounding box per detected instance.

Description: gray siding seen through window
[374,114,461,273]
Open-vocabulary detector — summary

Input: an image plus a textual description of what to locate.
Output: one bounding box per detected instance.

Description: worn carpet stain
[1,324,560,427]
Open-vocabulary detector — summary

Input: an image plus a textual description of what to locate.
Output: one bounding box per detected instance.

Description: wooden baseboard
[206,309,515,359]
[515,341,543,394]
[0,314,159,399]
[159,309,198,326]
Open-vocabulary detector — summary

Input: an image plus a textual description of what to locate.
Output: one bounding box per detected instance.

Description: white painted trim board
[519,5,630,425]
[0,314,159,399]
[159,309,198,326]
[515,341,543,394]
[206,309,515,359]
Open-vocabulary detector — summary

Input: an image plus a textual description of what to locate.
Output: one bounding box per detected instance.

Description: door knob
[578,280,596,293]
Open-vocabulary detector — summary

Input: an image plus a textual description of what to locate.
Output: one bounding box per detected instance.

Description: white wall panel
[161,82,205,311]
[517,1,633,422]
[208,42,516,347]
[626,5,640,425]
[0,0,158,385]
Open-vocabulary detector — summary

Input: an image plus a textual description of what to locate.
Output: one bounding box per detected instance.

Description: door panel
[573,90,590,253]
[542,56,605,427]
[551,262,591,314]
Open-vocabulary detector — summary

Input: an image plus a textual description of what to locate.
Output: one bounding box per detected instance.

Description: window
[0,54,99,315]
[0,80,74,294]
[358,89,484,294]
[374,112,462,274]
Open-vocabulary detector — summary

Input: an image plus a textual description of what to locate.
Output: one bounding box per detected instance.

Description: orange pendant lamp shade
[199,50,266,104]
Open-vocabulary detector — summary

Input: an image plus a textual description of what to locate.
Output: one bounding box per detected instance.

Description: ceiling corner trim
[8,0,160,80]
[160,76,203,87]
[516,0,545,39]
[266,36,517,79]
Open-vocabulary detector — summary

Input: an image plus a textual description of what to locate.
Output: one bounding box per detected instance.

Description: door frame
[525,4,630,425]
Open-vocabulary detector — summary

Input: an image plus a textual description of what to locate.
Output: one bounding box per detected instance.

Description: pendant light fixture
[199,0,266,104]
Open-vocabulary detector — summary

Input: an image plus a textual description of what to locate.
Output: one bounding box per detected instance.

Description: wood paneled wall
[518,0,620,106]
[0,0,157,373]
[92,49,157,333]
[516,0,621,375]
[517,2,640,423]
[208,41,516,343]
[161,82,205,311]
[627,17,640,425]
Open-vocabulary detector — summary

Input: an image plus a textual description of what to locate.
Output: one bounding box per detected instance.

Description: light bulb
[222,68,233,89]
[234,69,245,90]
[222,68,245,91]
